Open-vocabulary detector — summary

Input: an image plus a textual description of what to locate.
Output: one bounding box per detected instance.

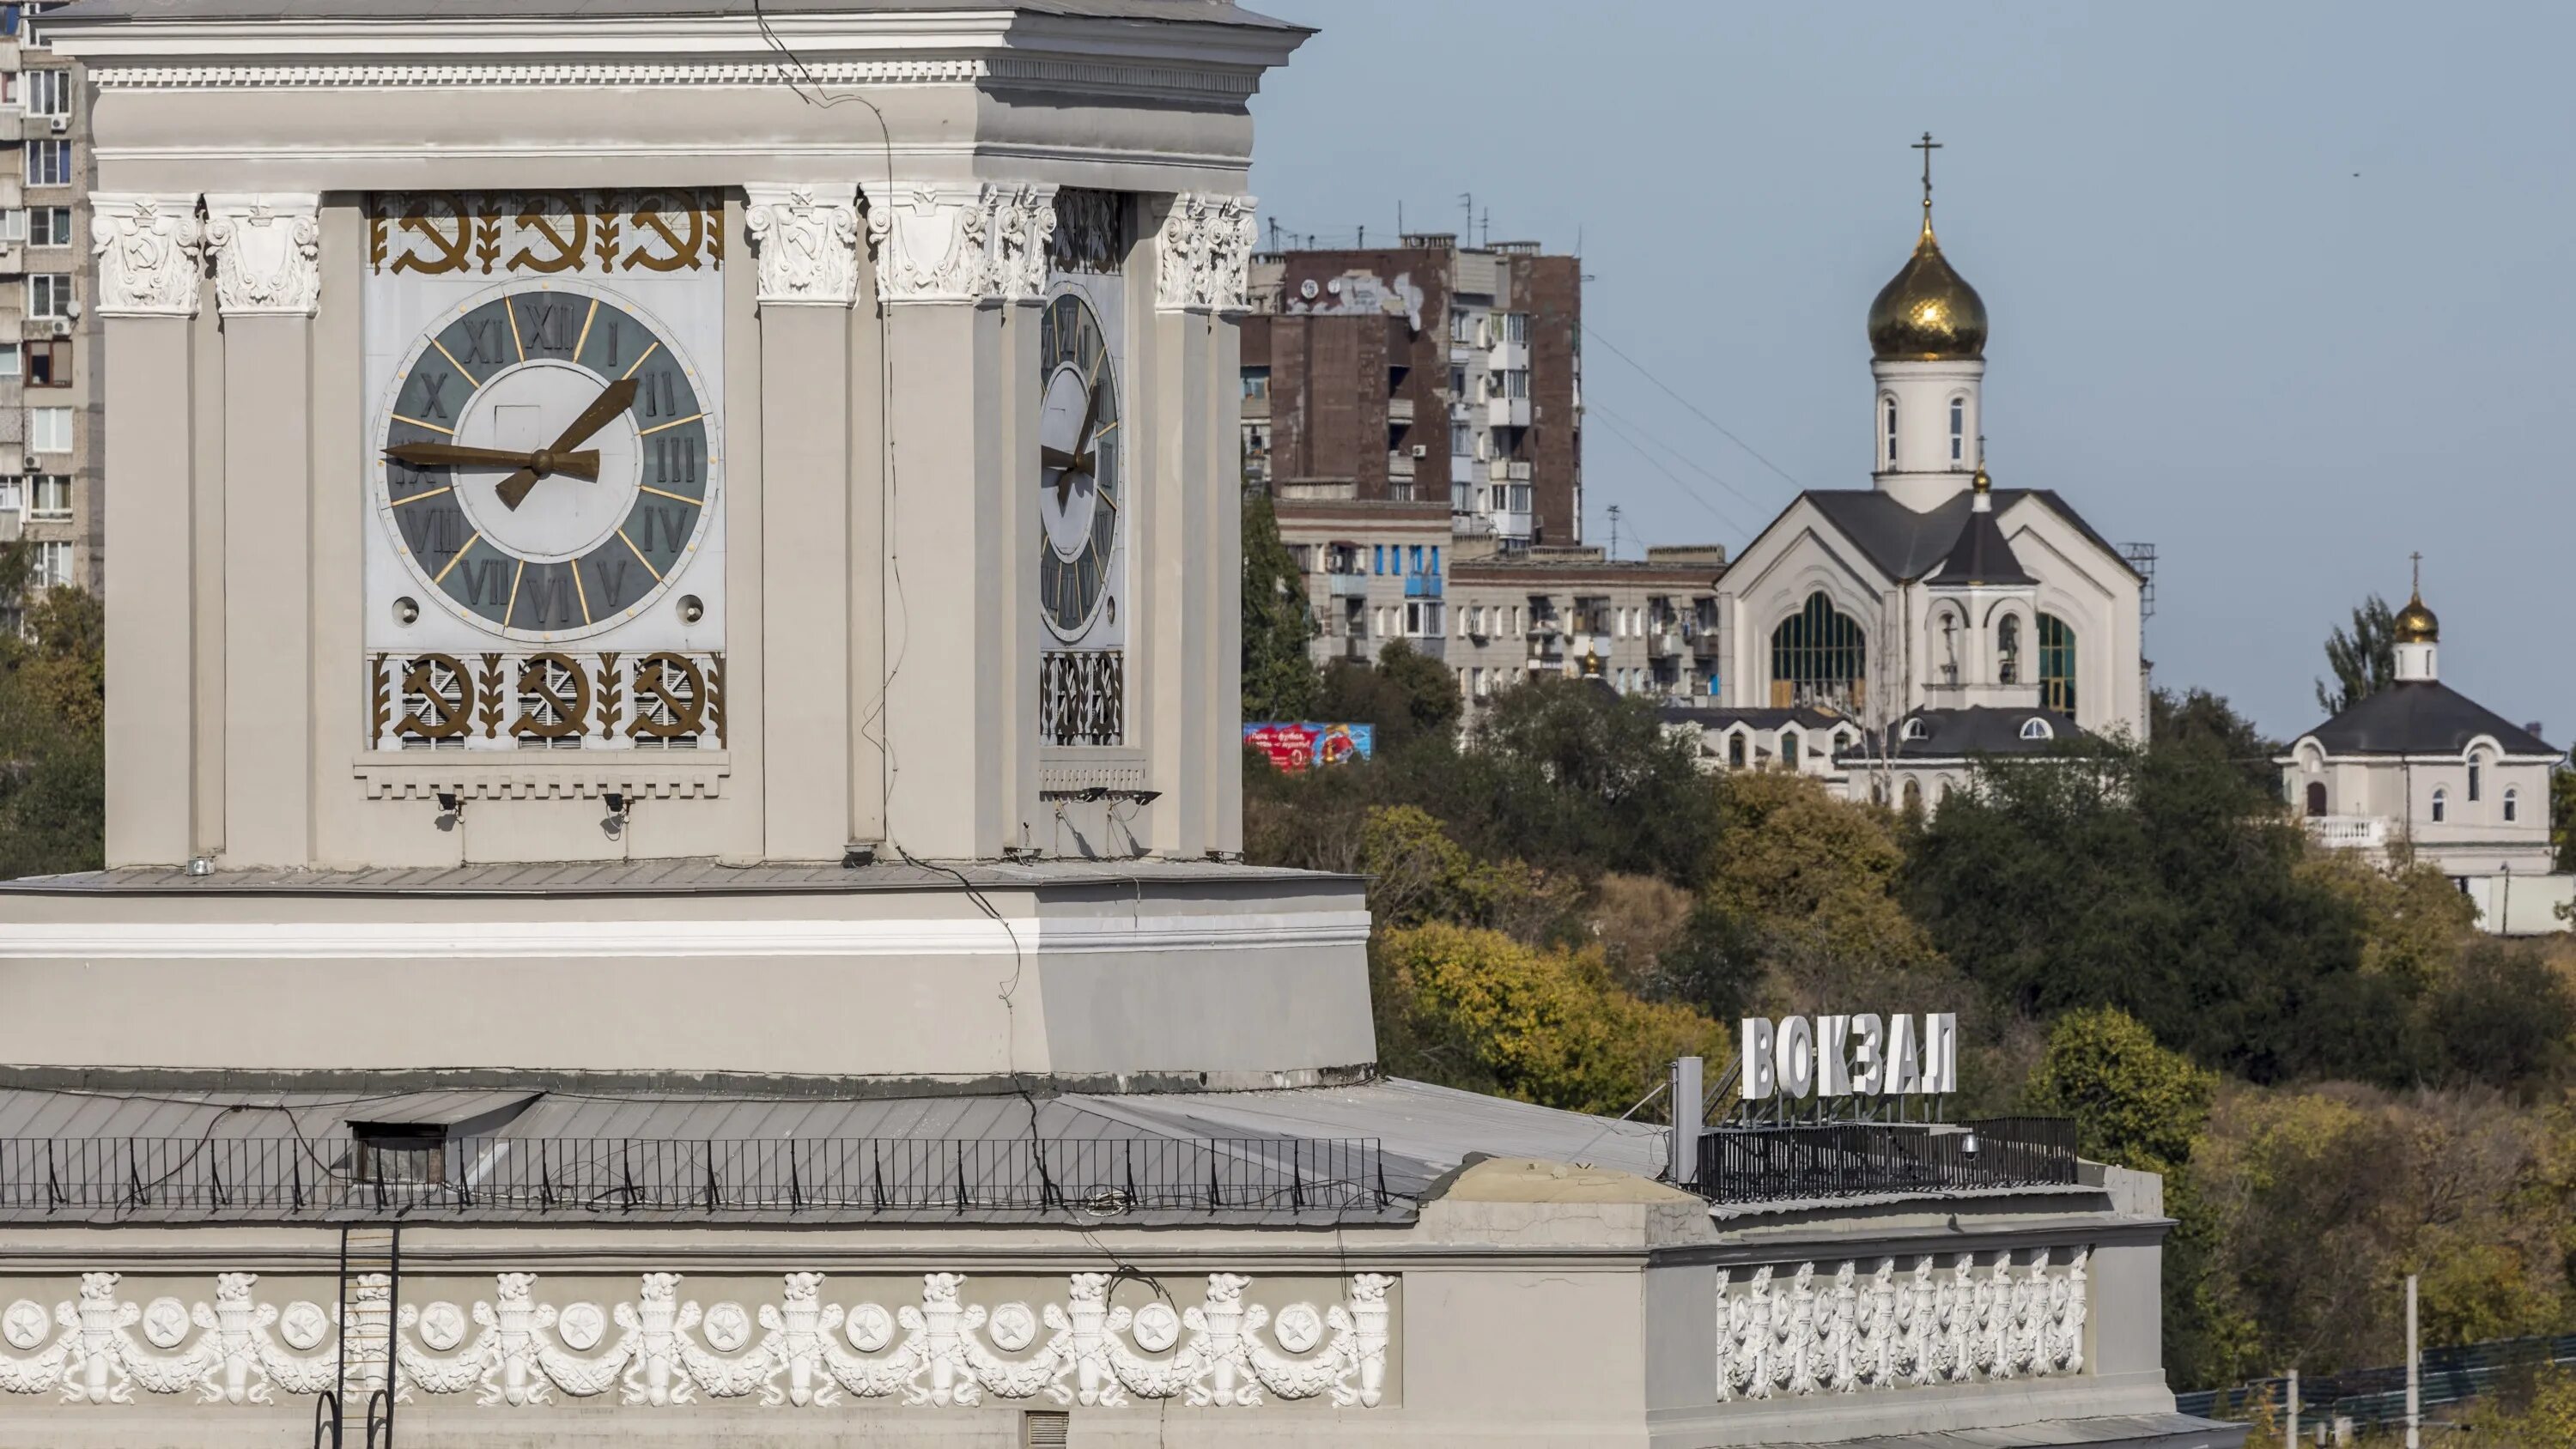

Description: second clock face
[376,281,715,641]
[1036,292,1121,642]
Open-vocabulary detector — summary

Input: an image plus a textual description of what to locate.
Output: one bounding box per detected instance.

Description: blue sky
[1245,1,2573,741]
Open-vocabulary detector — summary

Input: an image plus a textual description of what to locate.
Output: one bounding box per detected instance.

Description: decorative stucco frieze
[1154,192,1257,313]
[0,1270,1394,1411]
[1716,1249,2087,1400]
[744,185,862,307]
[866,184,994,306]
[89,193,206,318]
[204,193,322,317]
[86,58,1258,103]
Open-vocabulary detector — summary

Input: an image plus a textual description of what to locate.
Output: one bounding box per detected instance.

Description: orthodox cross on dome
[1913,131,1942,219]
[2410,549,2423,592]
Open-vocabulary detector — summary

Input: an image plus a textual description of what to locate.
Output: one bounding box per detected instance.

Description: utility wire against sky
[1583,323,1803,494]
[1586,399,1769,533]
[1585,405,1754,540]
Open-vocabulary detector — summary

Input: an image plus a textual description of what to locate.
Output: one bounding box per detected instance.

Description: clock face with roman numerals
[374,280,717,641]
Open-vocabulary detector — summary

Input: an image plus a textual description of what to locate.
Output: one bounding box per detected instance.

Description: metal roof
[44,0,1305,30]
[0,857,1352,897]
[1801,488,2136,585]
[2296,681,2558,758]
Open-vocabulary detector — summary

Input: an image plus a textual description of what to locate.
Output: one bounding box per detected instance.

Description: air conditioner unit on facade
[48,318,69,336]
[21,456,38,473]
[1410,444,1427,458]
[47,117,65,134]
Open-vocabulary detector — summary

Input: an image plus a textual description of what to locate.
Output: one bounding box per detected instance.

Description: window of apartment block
[0,476,19,513]
[22,69,70,118]
[1498,312,1530,344]
[25,338,67,387]
[1449,421,1470,457]
[1500,368,1530,399]
[27,206,71,247]
[1449,365,1465,396]
[0,343,20,380]
[1240,366,1269,400]
[24,141,71,188]
[29,407,74,453]
[1449,307,1471,343]
[27,475,70,519]
[27,273,74,318]
[33,540,73,589]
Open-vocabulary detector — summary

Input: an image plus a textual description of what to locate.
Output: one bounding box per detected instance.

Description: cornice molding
[88,191,205,319]
[83,56,1259,101]
[204,192,322,318]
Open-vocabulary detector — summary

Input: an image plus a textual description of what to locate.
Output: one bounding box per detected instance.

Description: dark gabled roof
[1655,705,1851,733]
[1857,706,2087,761]
[1925,506,2035,587]
[1801,488,2133,585]
[2298,682,2559,758]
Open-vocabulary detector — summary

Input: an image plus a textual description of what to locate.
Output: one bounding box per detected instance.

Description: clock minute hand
[497,378,641,511]
[385,442,602,479]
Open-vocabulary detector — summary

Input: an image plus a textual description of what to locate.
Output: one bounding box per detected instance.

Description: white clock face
[1036,291,1121,641]
[374,279,716,642]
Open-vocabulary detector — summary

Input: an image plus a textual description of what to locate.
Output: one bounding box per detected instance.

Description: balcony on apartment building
[1386,395,1414,426]
[1387,448,1418,482]
[1486,397,1532,429]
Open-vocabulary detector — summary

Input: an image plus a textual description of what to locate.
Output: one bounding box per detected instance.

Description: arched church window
[1903,779,1922,812]
[2505,786,2520,823]
[1997,615,2021,685]
[2468,757,2483,803]
[2432,787,2447,824]
[1883,397,1898,467]
[1728,731,1747,769]
[1770,592,1867,712]
[2037,613,2077,715]
[2306,781,2327,818]
[1779,729,1801,769]
[1949,397,1965,464]
[2019,717,2053,742]
[1901,717,1929,743]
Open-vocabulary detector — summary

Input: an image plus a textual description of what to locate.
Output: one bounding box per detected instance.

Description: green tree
[2150,686,2280,796]
[1239,493,1317,722]
[2316,594,2398,717]
[1373,921,1727,1114]
[2552,768,2576,873]
[1902,732,2385,1084]
[0,562,106,879]
[1309,640,1461,751]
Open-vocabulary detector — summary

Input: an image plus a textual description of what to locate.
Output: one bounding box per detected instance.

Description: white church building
[1666,154,2150,810]
[2281,578,2570,933]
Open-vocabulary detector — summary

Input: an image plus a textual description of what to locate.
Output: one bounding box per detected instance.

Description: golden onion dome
[2393,589,2439,645]
[1868,211,1988,362]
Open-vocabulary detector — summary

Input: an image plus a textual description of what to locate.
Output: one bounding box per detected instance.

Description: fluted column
[91,193,205,866]
[744,185,862,861]
[205,192,321,867]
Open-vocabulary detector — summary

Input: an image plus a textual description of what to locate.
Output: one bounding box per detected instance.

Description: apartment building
[0,2,97,592]
[1446,543,1728,712]
[1245,233,1581,550]
[1272,497,1450,670]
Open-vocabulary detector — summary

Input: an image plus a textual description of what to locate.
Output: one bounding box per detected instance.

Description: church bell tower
[1868,133,1988,512]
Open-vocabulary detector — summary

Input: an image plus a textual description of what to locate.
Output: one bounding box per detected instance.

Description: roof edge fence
[1693,1118,2080,1203]
[0,1135,1397,1224]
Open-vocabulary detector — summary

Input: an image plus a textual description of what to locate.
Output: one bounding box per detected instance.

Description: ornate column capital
[986,183,1059,303]
[865,182,995,306]
[744,184,862,308]
[204,193,322,318]
[88,192,206,319]
[1154,192,1256,313]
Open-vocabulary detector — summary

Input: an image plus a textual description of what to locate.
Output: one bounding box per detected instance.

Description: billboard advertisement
[1243,721,1375,771]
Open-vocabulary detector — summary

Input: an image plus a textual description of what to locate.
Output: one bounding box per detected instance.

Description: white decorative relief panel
[205,193,324,318]
[1154,192,1256,312]
[745,185,862,307]
[89,193,206,318]
[1716,1249,2087,1399]
[0,1270,1393,1412]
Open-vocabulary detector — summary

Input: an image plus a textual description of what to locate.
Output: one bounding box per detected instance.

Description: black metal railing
[0,1134,1394,1223]
[1692,1118,2081,1204]
[2178,1332,2576,1428]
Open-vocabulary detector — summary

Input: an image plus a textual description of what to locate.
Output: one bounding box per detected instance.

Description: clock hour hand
[495,379,641,510]
[385,442,601,480]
